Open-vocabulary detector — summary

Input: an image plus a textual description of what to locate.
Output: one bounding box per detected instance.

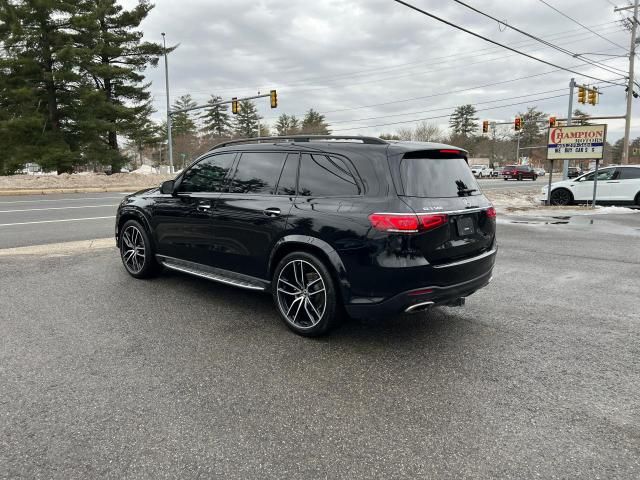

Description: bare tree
[396,127,414,141]
[413,121,443,142]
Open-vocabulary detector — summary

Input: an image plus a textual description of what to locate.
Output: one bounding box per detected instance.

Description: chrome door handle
[263,207,281,217]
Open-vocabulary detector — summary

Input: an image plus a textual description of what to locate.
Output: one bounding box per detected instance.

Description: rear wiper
[457,188,477,196]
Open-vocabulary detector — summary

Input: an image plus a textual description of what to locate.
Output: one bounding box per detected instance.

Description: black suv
[116,136,497,336]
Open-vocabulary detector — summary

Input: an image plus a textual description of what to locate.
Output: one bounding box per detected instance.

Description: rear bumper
[344,259,495,320]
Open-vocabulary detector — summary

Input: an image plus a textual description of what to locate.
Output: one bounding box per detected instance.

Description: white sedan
[541,165,640,206]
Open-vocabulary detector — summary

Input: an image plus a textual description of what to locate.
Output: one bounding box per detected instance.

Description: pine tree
[72,0,163,172]
[171,95,197,136]
[0,0,81,173]
[449,105,479,137]
[275,114,300,136]
[517,106,546,145]
[301,109,330,135]
[234,100,260,138]
[201,95,231,136]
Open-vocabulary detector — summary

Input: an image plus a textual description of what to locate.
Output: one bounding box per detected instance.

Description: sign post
[547,124,607,207]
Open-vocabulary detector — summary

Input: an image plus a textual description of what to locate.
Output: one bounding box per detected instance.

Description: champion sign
[547,124,607,160]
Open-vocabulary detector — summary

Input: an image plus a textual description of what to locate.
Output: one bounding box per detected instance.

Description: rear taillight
[485,206,497,219]
[368,213,448,233]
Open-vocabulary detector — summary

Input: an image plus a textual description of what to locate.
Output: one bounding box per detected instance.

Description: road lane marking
[0,216,115,227]
[0,237,115,256]
[0,195,129,204]
[0,204,118,213]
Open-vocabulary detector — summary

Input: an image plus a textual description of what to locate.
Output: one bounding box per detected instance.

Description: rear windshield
[400,157,481,198]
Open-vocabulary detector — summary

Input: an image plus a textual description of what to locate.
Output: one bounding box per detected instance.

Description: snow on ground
[0,172,173,191]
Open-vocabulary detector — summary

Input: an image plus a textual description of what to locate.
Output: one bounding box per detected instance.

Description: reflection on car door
[151,152,236,265]
[210,151,297,279]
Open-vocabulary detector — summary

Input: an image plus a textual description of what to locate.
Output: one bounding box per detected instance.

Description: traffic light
[232,97,239,114]
[549,116,556,128]
[514,116,522,131]
[578,85,587,104]
[482,120,489,134]
[588,87,598,106]
[270,90,278,109]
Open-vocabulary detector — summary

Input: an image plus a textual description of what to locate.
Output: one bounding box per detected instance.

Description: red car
[502,165,538,181]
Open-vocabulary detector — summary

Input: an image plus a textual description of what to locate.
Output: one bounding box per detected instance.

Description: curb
[0,186,154,196]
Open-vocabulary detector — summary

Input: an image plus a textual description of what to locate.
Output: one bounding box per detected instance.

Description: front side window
[228,152,287,194]
[618,167,640,180]
[579,169,615,182]
[178,153,236,193]
[298,154,360,197]
[276,153,299,196]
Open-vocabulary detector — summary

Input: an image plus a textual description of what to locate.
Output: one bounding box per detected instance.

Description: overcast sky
[124,0,637,141]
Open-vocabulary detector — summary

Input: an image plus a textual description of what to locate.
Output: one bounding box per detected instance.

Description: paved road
[0,192,130,249]
[1,214,639,478]
[0,179,540,249]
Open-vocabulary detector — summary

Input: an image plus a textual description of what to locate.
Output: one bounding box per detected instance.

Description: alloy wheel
[121,225,146,274]
[551,189,571,206]
[276,259,327,329]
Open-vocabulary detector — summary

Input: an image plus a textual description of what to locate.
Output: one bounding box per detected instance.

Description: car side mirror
[160,180,175,195]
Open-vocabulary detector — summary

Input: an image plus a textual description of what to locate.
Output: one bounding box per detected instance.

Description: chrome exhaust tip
[404,301,435,313]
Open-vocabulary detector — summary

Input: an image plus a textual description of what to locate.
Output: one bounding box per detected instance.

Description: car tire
[272,251,340,337]
[635,192,640,206]
[119,219,160,279]
[550,188,573,206]
[504,178,508,181]
[533,175,538,181]
[517,174,523,181]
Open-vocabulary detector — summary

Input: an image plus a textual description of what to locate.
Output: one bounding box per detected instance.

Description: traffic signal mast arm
[169,91,277,115]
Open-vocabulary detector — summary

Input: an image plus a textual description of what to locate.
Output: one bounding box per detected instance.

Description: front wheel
[550,188,573,206]
[517,174,523,181]
[119,219,160,278]
[533,175,538,181]
[272,251,339,337]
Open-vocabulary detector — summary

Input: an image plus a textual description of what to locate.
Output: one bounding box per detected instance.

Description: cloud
[129,0,635,140]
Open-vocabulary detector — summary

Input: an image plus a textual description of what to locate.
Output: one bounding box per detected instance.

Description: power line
[391,0,625,86]
[537,0,628,51]
[328,86,589,125]
[451,0,627,77]
[333,85,617,132]
[149,21,626,99]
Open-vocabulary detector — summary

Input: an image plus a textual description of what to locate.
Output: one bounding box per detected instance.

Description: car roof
[208,136,468,156]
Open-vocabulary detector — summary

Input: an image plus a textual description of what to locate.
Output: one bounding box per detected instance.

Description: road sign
[547,124,607,160]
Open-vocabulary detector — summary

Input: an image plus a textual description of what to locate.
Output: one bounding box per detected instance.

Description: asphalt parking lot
[1,212,639,479]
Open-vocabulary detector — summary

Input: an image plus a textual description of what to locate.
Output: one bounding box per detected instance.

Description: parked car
[567,167,583,179]
[534,168,546,177]
[470,165,493,178]
[115,136,497,336]
[541,165,640,206]
[502,165,538,181]
[493,166,505,177]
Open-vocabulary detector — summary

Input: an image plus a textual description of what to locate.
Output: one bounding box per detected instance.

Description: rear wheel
[533,175,538,181]
[550,188,573,206]
[119,219,160,278]
[517,174,523,181]
[272,251,339,337]
[635,192,640,206]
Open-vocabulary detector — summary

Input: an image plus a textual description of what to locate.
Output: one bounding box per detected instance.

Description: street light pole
[622,0,639,165]
[162,33,174,174]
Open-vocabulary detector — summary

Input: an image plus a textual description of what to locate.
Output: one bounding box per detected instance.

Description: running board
[156,255,268,291]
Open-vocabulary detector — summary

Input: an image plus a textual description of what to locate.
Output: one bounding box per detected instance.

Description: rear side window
[400,156,480,198]
[618,167,640,180]
[298,154,360,197]
[228,152,286,194]
[178,153,236,193]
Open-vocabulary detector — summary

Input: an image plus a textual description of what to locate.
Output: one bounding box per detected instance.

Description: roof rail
[210,135,389,150]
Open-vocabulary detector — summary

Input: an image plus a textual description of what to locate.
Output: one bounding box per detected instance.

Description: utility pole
[622,0,639,165]
[162,33,174,174]
[491,122,496,167]
[515,131,521,164]
[564,78,575,179]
